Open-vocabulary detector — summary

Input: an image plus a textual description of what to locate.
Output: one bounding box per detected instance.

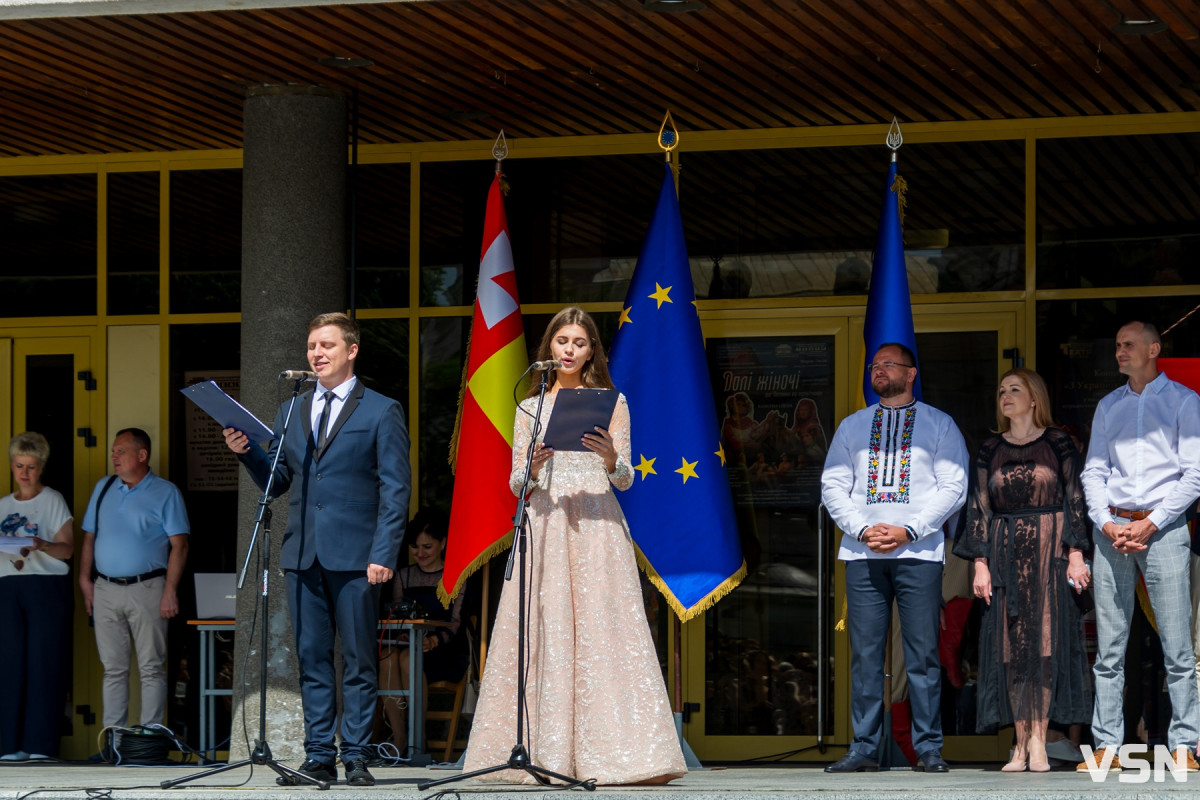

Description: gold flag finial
[492,130,509,174]
[886,117,902,162]
[657,110,679,161]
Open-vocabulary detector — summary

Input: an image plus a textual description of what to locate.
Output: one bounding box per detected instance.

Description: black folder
[180,381,274,442]
[542,388,619,451]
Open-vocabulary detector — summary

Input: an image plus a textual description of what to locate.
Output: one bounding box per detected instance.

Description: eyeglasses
[867,361,915,373]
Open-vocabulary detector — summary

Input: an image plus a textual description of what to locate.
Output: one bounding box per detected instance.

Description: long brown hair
[995,367,1055,433]
[525,306,615,398]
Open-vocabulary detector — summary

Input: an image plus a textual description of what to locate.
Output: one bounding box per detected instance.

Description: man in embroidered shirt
[820,343,968,774]
[1079,321,1200,772]
[78,428,191,730]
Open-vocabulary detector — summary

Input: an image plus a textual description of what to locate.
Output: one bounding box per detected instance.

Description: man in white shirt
[1080,320,1200,772]
[821,343,969,774]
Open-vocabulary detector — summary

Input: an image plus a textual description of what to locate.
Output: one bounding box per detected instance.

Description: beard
[873,373,908,399]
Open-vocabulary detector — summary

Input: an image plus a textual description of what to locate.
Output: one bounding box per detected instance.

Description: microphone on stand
[278,370,317,381]
[531,360,562,371]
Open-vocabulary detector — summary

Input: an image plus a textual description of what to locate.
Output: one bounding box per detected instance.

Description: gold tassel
[891,172,908,232]
[437,529,515,608]
[834,595,848,632]
[633,544,748,623]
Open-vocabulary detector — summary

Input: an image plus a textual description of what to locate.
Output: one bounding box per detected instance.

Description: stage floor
[2,760,1199,800]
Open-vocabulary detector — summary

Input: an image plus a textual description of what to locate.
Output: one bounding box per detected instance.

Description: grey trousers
[93,576,168,729]
[1091,516,1198,752]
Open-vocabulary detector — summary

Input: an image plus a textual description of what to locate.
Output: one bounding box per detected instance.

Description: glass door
[682,306,1022,763]
[684,311,850,761]
[10,335,98,760]
[909,309,1021,763]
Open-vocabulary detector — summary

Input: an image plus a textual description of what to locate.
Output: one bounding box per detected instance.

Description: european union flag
[609,163,745,621]
[862,155,922,405]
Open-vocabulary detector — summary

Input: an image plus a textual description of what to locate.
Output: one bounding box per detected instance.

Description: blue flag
[609,163,746,622]
[862,156,922,406]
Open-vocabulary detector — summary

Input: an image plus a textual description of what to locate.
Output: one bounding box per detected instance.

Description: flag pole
[476,130,508,676]
[654,110,704,769]
[656,109,682,715]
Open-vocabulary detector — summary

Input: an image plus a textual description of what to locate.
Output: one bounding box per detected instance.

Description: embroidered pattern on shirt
[867,404,914,504]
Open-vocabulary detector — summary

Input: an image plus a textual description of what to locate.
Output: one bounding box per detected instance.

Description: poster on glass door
[707,336,834,509]
[183,369,242,491]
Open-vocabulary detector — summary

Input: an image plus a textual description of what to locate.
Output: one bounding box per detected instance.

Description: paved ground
[3,760,1200,800]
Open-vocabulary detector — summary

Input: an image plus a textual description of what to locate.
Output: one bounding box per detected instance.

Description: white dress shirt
[821,400,969,562]
[311,375,357,443]
[1081,371,1200,531]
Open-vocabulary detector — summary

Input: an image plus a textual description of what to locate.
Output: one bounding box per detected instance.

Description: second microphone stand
[420,367,594,792]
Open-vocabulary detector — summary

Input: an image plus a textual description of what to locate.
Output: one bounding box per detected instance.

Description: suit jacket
[240,378,411,572]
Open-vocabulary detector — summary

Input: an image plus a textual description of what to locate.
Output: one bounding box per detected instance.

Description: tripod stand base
[417,744,595,792]
[160,739,330,791]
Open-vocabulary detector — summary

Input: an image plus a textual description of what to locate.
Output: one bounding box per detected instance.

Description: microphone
[279,370,317,381]
[531,360,562,371]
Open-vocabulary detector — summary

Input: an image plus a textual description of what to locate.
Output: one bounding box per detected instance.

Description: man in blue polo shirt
[79,428,190,730]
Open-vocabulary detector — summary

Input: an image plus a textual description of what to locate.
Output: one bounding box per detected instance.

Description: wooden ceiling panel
[0,0,1198,158]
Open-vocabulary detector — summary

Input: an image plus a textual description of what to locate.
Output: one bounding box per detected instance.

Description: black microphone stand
[163,377,329,790]
[420,367,594,792]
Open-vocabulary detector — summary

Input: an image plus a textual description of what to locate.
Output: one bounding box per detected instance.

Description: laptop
[194,573,237,620]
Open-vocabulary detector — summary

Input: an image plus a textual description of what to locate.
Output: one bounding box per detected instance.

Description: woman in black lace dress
[953,368,1091,772]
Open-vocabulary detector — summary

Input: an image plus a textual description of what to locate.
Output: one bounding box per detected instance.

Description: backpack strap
[93,474,119,537]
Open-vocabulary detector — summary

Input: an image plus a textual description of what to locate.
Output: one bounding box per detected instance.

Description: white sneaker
[26,754,49,761]
[0,752,29,762]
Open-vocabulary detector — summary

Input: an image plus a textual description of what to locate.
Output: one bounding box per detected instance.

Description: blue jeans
[844,558,944,759]
[1091,515,1199,752]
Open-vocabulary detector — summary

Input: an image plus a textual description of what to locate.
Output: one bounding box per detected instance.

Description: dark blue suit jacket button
[316,503,323,510]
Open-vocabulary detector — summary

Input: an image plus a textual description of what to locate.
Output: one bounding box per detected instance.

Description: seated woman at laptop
[378,507,469,755]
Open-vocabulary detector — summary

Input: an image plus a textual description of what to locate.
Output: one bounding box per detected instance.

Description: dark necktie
[316,391,333,451]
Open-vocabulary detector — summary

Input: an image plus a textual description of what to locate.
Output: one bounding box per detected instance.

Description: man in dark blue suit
[225,312,410,787]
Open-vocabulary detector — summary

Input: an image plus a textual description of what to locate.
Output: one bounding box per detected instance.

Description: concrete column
[232,85,346,762]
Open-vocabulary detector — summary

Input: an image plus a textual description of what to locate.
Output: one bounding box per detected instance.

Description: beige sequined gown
[463,391,686,785]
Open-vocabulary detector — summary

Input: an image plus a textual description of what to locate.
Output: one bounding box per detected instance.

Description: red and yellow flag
[440,174,528,604]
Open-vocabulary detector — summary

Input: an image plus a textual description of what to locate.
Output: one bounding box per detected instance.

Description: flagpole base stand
[673,712,702,769]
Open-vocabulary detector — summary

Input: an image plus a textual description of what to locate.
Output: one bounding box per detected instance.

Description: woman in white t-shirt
[0,432,74,761]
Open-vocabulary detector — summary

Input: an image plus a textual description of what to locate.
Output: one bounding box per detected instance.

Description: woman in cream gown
[463,307,686,785]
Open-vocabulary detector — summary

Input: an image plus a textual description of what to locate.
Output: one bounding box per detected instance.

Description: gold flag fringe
[834,595,848,632]
[891,172,908,231]
[437,528,515,608]
[633,544,747,623]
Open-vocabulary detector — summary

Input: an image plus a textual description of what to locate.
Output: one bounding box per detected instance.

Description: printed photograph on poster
[707,336,835,509]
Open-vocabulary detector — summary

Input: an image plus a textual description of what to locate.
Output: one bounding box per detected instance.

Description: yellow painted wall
[85,324,162,736]
[106,325,162,473]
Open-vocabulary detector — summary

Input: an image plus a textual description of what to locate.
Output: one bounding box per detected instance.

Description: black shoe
[916,752,950,773]
[344,756,376,787]
[276,757,337,786]
[825,752,879,773]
